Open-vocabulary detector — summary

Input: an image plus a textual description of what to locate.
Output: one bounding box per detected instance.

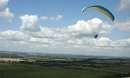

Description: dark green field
[0,63,130,78]
[0,53,130,78]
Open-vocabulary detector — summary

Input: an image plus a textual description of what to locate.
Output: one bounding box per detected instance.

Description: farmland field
[0,53,130,78]
[0,63,130,78]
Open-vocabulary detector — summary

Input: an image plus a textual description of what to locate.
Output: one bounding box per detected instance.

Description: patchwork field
[0,53,130,78]
[0,64,117,78]
[0,60,130,78]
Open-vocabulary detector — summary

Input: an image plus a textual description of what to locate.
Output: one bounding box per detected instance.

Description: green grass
[0,63,119,78]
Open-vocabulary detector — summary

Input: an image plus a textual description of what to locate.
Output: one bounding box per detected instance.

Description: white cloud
[0,8,14,20]
[40,15,63,21]
[0,0,14,20]
[119,0,130,11]
[95,37,130,49]
[25,18,111,40]
[0,0,8,10]
[95,37,112,47]
[20,14,41,32]
[0,30,29,41]
[0,17,129,56]
[67,18,112,38]
[68,18,102,33]
[56,15,63,20]
[110,39,130,48]
[115,19,130,32]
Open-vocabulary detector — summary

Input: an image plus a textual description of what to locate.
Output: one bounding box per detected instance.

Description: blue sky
[0,0,130,57]
[5,0,130,39]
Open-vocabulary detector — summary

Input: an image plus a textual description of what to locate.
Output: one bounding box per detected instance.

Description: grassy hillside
[0,63,120,78]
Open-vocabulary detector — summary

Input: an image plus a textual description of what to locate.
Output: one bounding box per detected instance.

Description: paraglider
[82,5,115,21]
[81,5,115,38]
[94,34,98,39]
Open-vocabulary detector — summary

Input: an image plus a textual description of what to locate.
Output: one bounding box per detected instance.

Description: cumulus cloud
[67,18,112,38]
[0,8,14,20]
[20,14,41,32]
[0,30,29,41]
[22,18,112,40]
[68,18,102,33]
[0,0,14,20]
[40,15,63,21]
[110,39,130,48]
[115,19,130,32]
[95,37,130,49]
[95,37,112,47]
[0,17,129,56]
[119,0,130,11]
[0,0,8,10]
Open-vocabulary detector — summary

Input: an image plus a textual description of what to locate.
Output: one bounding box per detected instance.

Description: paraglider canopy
[82,5,115,22]
[81,5,115,39]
